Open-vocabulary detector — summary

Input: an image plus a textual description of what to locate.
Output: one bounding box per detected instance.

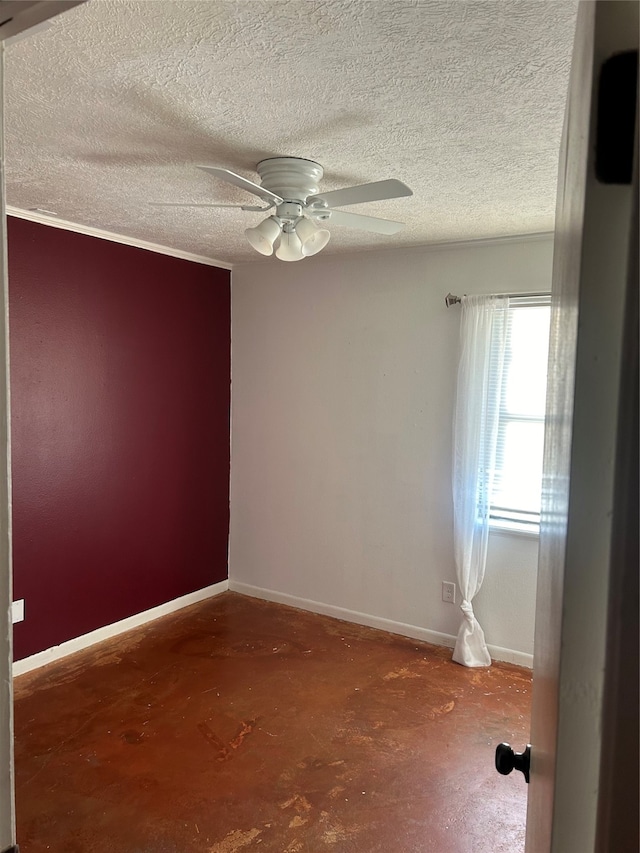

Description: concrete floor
[13,592,532,852]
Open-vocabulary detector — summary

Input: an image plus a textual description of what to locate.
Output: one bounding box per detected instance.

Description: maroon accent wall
[8,218,230,660]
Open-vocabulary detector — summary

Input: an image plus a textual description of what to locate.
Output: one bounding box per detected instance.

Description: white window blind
[488,295,551,531]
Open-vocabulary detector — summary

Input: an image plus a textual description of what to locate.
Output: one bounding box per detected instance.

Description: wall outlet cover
[442,582,456,604]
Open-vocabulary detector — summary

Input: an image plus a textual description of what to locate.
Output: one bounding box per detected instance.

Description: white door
[525,1,638,851]
[0,7,83,850]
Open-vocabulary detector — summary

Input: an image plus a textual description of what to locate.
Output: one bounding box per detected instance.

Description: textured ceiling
[5,0,578,266]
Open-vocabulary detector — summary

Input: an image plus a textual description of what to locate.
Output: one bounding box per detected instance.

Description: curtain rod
[444,291,551,307]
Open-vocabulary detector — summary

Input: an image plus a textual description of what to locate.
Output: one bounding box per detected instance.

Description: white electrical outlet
[442,582,456,604]
[11,599,25,624]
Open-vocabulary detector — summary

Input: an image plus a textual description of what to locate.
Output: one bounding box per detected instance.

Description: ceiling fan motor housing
[257,157,324,204]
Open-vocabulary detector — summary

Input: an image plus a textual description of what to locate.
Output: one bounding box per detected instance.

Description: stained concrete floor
[13,592,532,852]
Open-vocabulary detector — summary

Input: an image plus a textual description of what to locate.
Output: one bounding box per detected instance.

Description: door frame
[0,7,84,850]
[526,2,638,850]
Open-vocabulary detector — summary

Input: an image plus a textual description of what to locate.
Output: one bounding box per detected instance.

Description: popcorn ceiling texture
[5,0,577,265]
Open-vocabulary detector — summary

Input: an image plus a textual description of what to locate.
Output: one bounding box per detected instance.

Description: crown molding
[351,230,556,259]
[416,230,555,250]
[6,206,233,270]
[7,206,554,271]
[233,230,555,268]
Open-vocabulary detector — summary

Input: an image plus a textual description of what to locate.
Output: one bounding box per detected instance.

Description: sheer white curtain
[452,295,508,667]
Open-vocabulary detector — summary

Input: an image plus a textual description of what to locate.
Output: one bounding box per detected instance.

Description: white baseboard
[485,642,534,668]
[12,580,229,677]
[229,581,533,669]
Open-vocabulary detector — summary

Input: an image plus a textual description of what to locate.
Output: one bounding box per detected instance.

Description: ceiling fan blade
[149,202,269,211]
[308,179,412,209]
[197,166,284,205]
[323,209,406,235]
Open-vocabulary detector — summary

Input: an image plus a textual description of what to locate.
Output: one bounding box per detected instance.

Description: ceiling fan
[151,157,413,261]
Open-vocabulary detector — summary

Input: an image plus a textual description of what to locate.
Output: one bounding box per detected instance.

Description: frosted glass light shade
[245,216,282,256]
[276,228,304,262]
[295,217,331,257]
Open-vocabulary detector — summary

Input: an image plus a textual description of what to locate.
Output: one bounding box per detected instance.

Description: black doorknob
[495,742,531,783]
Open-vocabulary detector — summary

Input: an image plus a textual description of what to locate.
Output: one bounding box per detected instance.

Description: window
[489,296,551,532]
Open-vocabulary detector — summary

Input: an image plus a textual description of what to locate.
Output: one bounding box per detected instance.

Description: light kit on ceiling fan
[295,217,331,257]
[151,157,413,262]
[245,215,282,256]
[275,222,304,262]
[245,214,331,260]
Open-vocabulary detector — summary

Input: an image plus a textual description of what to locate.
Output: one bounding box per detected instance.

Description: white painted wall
[230,236,553,661]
